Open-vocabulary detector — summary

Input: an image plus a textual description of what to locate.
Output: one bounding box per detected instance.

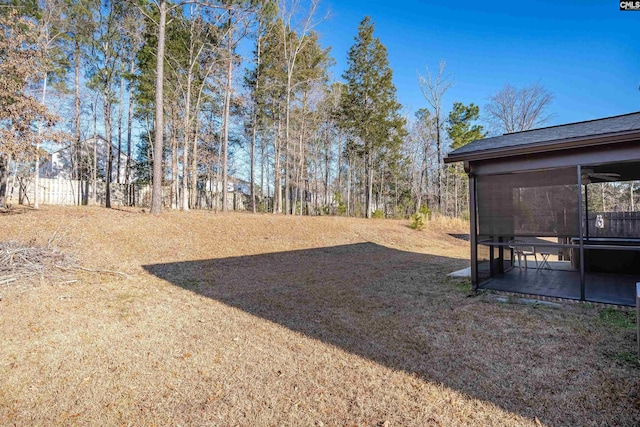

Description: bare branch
[485,82,554,134]
[417,61,454,121]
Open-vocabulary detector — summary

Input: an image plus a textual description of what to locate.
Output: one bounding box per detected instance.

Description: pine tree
[446,101,485,217]
[446,102,484,150]
[341,17,405,218]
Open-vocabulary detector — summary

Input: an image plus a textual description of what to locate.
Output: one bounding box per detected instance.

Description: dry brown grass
[0,206,638,426]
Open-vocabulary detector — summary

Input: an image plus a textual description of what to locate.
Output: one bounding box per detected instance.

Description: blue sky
[317,0,640,127]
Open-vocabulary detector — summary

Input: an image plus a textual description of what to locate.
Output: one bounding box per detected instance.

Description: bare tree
[406,108,436,212]
[122,6,144,205]
[418,60,452,212]
[221,7,235,212]
[485,82,554,134]
[220,3,255,212]
[279,0,322,215]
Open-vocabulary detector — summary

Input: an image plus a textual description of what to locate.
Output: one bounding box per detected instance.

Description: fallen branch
[0,239,75,286]
[57,265,130,280]
[0,276,17,285]
[0,238,129,286]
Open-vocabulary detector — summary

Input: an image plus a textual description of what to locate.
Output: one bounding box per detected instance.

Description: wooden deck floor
[480,264,638,306]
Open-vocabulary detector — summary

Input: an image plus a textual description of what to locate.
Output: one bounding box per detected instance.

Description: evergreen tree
[341,16,405,218]
[446,101,485,217]
[446,102,485,150]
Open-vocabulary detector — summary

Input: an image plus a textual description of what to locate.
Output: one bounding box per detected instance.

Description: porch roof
[444,111,640,164]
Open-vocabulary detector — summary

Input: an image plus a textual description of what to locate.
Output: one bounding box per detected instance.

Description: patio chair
[508,240,538,270]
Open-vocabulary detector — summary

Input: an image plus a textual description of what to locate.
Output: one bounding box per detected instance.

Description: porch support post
[577,165,585,300]
[469,173,478,291]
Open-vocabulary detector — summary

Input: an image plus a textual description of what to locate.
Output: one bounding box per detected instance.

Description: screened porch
[445,112,640,306]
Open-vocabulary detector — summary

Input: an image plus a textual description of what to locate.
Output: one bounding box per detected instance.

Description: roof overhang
[444,129,640,164]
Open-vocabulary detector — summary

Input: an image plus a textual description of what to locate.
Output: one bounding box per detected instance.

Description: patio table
[537,248,553,271]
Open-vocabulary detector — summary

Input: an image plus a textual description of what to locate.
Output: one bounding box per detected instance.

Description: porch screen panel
[477,168,579,237]
[477,174,515,237]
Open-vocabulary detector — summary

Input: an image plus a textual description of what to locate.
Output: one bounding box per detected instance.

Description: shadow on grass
[143,242,631,425]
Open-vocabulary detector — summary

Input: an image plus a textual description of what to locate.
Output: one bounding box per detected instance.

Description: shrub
[372,209,384,219]
[409,212,426,230]
[334,192,347,216]
[408,205,431,230]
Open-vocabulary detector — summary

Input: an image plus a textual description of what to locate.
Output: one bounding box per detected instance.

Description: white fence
[7,177,246,210]
[7,178,150,207]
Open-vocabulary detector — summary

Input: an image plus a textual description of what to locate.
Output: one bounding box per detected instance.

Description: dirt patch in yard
[0,206,638,426]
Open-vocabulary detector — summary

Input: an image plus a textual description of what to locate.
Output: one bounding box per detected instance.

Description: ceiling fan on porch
[582,168,621,183]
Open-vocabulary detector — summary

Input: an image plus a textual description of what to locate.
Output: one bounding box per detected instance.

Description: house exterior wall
[38,137,135,183]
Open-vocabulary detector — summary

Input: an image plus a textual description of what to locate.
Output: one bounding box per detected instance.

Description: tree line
[0,0,555,217]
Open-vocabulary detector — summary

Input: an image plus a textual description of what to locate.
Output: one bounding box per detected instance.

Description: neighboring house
[200,175,251,196]
[231,177,251,196]
[39,135,136,183]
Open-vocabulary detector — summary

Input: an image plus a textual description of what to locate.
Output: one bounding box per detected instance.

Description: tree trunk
[250,112,257,213]
[182,9,201,212]
[190,78,209,210]
[454,168,459,218]
[221,13,233,213]
[182,68,193,211]
[104,95,113,209]
[93,107,97,203]
[34,73,48,210]
[346,158,351,217]
[417,141,428,212]
[190,119,200,209]
[75,39,83,204]
[395,174,398,216]
[273,119,282,213]
[336,132,342,196]
[126,49,135,204]
[264,136,269,211]
[250,33,261,214]
[380,165,385,216]
[436,115,441,212]
[117,68,124,184]
[150,0,167,214]
[284,81,292,216]
[365,150,373,218]
[324,131,330,209]
[170,110,178,209]
[260,130,265,203]
[214,126,222,213]
[0,156,7,208]
[313,142,318,215]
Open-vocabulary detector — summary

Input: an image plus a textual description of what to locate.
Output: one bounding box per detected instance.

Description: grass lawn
[1,206,638,426]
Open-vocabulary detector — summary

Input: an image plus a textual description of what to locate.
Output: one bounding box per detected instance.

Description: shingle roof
[445,111,640,162]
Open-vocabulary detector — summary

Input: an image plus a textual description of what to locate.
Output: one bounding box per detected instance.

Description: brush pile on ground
[0,239,76,286]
